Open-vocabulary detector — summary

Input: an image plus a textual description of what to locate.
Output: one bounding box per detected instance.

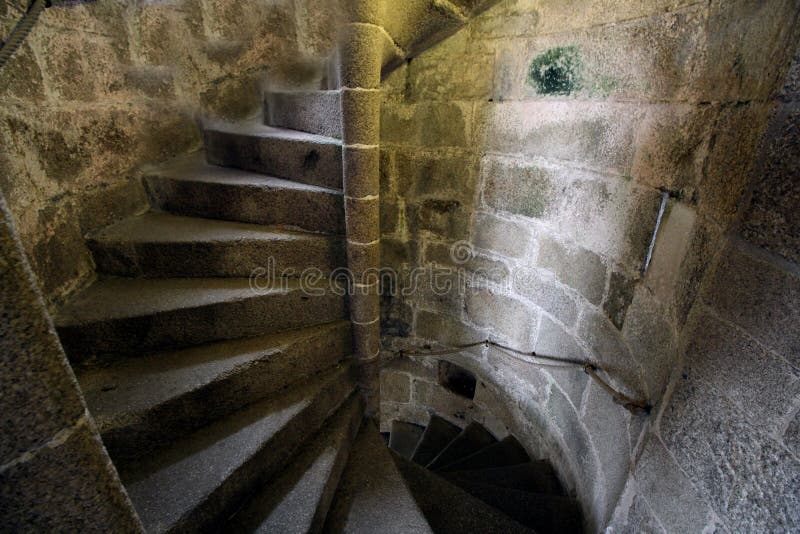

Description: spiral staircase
[48,1,585,531]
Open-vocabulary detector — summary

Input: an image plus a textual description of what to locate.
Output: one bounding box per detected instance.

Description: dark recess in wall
[438,360,477,399]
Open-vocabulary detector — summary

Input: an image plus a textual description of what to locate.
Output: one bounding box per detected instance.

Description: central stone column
[339,0,384,404]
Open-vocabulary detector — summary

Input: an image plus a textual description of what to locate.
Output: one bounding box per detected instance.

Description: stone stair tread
[143,153,344,235]
[388,420,425,460]
[55,277,345,360]
[79,321,351,458]
[87,212,344,278]
[392,454,533,534]
[265,90,342,139]
[90,212,332,244]
[121,362,356,533]
[227,394,363,533]
[204,120,343,190]
[323,421,433,534]
[146,151,342,194]
[426,421,496,470]
[205,119,341,146]
[443,461,566,496]
[410,415,461,466]
[438,435,530,472]
[442,479,583,534]
[55,277,327,326]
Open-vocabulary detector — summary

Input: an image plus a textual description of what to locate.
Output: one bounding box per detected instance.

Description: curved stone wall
[378,0,800,530]
[0,0,340,306]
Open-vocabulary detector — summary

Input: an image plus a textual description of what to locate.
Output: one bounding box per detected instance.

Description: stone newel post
[339,0,384,395]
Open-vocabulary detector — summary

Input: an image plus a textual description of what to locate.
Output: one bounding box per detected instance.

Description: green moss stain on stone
[528,46,583,95]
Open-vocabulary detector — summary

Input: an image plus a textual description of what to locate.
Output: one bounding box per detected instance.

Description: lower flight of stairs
[382,417,584,534]
[50,74,582,533]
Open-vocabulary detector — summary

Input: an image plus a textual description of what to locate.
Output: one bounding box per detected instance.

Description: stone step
[144,153,344,235]
[444,461,565,496]
[392,455,533,534]
[87,212,345,279]
[438,435,530,472]
[119,363,356,534]
[227,394,363,533]
[55,277,346,361]
[410,415,461,466]
[388,420,425,460]
[78,321,352,461]
[265,90,342,139]
[440,480,583,534]
[323,421,433,534]
[204,120,342,190]
[426,422,496,470]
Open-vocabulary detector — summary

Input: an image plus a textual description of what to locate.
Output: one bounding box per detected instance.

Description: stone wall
[378,0,800,530]
[0,192,141,530]
[0,0,341,307]
[609,43,800,533]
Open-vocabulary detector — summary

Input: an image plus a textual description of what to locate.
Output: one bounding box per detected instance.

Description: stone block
[545,386,600,509]
[414,309,487,348]
[381,102,471,147]
[537,237,606,305]
[123,66,176,98]
[609,495,666,534]
[471,211,532,258]
[603,270,636,330]
[77,180,150,236]
[407,198,470,240]
[631,103,713,193]
[660,376,800,531]
[512,268,580,328]
[345,196,380,243]
[780,46,800,101]
[673,220,721,327]
[350,286,380,324]
[534,316,589,406]
[633,436,716,532]
[380,401,432,432]
[0,43,45,101]
[681,308,799,432]
[353,320,381,358]
[395,149,478,205]
[557,174,662,271]
[491,6,706,102]
[338,23,384,89]
[698,103,773,226]
[406,51,494,101]
[644,201,696,309]
[621,286,677,403]
[694,0,800,102]
[741,105,800,264]
[382,0,465,57]
[465,287,537,350]
[480,155,556,219]
[380,369,412,403]
[0,201,85,464]
[200,72,263,120]
[785,410,800,458]
[704,241,800,366]
[347,240,380,279]
[0,423,140,531]
[424,241,510,284]
[578,309,645,400]
[581,381,631,523]
[412,378,474,421]
[474,101,643,175]
[341,88,381,145]
[344,145,380,198]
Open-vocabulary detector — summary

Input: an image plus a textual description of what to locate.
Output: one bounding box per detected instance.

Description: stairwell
[42,0,583,532]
